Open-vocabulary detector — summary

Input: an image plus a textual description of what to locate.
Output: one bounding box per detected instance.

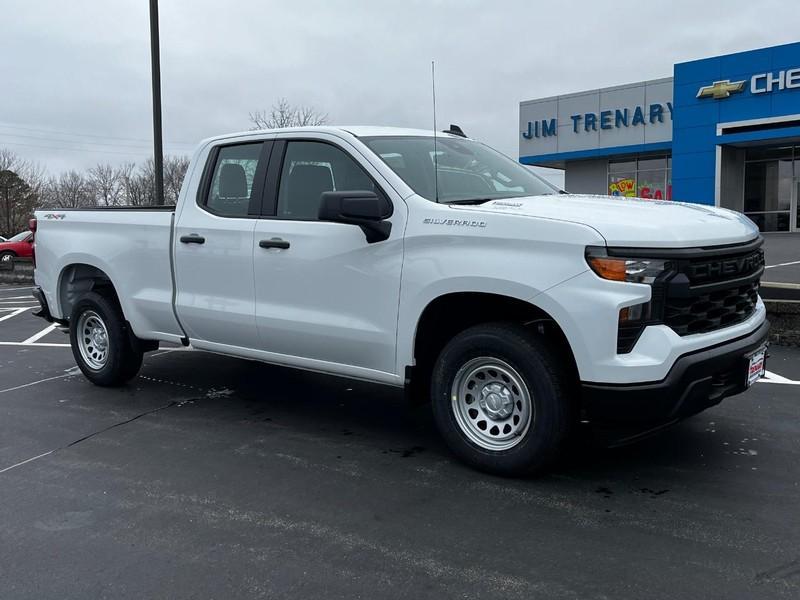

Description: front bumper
[581,319,769,429]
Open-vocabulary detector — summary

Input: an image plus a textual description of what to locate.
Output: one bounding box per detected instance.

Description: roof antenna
[431,60,439,204]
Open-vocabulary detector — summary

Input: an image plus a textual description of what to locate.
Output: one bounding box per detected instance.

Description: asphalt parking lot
[763,233,800,286]
[1,284,799,599]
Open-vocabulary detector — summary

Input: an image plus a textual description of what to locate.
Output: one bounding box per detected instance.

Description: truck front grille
[664,280,760,336]
[662,245,764,337]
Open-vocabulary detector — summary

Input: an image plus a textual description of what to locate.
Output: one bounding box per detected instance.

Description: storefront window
[743,147,795,232]
[609,173,637,197]
[637,170,669,199]
[608,156,672,200]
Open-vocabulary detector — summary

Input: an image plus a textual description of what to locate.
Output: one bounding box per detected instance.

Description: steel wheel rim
[450,357,533,451]
[76,310,109,371]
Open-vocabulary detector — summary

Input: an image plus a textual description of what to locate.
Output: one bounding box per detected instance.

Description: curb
[0,259,34,285]
[765,299,800,347]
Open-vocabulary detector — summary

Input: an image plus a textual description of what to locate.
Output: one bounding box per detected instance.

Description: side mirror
[319,191,392,243]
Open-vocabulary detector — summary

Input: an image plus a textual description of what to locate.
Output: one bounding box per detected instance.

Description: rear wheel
[431,323,573,476]
[0,251,16,265]
[69,292,143,386]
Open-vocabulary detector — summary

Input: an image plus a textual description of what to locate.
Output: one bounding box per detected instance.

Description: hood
[452,194,759,248]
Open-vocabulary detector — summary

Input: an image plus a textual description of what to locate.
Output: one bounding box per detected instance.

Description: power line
[0,131,193,151]
[0,121,195,146]
[0,139,187,157]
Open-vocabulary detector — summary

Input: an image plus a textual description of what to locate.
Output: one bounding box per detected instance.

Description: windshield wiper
[443,198,496,205]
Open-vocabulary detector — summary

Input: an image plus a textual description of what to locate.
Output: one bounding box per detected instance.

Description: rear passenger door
[252,134,405,379]
[174,140,272,349]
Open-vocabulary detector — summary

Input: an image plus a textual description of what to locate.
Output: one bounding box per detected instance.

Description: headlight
[585,249,669,284]
[585,247,675,354]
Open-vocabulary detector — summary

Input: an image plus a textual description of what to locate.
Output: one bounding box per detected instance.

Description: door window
[204,143,264,217]
[276,141,379,220]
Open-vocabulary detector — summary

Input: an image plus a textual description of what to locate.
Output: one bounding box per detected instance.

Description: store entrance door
[743,146,795,232]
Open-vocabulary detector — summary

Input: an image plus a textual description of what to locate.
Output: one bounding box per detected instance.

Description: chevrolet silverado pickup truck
[31,126,768,475]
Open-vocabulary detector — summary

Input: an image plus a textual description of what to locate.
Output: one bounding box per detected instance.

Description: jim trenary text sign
[518,78,674,159]
[522,101,674,139]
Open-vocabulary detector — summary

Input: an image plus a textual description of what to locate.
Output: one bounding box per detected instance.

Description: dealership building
[519,41,800,233]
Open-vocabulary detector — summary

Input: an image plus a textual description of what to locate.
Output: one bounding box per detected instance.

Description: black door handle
[259,238,290,250]
[180,235,205,244]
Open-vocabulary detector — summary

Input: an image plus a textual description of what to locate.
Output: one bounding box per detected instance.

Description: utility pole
[149,0,165,205]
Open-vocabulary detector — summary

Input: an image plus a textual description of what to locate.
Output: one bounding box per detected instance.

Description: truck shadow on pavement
[136,348,751,487]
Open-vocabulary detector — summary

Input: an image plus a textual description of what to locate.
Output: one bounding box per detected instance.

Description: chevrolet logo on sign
[696,79,746,99]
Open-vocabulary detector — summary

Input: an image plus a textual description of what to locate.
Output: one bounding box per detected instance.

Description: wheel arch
[406,291,578,400]
[57,262,121,321]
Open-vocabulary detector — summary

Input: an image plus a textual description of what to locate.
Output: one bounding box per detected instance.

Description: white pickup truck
[31,126,768,475]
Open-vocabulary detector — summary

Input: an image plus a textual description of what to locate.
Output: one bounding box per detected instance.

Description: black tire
[430,322,573,476]
[0,251,16,265]
[69,291,143,386]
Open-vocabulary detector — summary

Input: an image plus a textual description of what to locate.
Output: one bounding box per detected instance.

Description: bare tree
[118,162,153,207]
[163,155,190,205]
[65,172,88,207]
[0,149,20,173]
[0,170,35,237]
[0,147,192,214]
[88,163,122,206]
[0,149,43,236]
[249,98,329,130]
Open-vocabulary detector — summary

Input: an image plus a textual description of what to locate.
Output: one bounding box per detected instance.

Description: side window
[205,143,263,217]
[276,141,378,220]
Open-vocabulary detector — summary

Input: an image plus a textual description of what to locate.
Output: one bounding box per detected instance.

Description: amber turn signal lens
[587,256,627,281]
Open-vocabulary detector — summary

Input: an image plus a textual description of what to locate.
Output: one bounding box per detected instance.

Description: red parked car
[0,231,34,265]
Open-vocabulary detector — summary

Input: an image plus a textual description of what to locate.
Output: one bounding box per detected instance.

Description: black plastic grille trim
[665,278,760,336]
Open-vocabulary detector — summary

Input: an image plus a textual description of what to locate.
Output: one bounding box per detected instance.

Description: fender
[396,277,544,375]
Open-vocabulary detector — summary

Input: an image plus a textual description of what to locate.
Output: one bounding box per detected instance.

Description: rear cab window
[201,142,267,217]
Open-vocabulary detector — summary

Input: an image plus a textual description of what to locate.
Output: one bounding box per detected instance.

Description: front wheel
[69,292,143,386]
[0,251,16,265]
[431,323,573,476]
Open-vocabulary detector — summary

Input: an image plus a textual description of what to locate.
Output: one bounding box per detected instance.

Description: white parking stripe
[759,370,800,385]
[0,286,34,292]
[21,324,58,345]
[0,368,79,395]
[0,296,36,300]
[0,341,69,348]
[0,308,32,322]
[765,260,800,269]
[0,450,55,474]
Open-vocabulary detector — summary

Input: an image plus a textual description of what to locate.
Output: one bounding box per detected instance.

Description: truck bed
[33,207,184,343]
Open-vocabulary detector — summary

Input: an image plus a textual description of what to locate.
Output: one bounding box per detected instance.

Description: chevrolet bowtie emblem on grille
[696,79,746,99]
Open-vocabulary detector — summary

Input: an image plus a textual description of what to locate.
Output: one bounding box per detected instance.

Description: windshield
[362,135,559,203]
[7,232,30,243]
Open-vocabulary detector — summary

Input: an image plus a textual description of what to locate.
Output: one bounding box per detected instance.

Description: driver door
[252,135,405,379]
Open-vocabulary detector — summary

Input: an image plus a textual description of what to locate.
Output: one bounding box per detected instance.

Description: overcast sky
[3,0,800,184]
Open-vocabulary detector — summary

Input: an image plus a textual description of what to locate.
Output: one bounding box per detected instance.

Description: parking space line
[760,370,800,386]
[0,450,55,474]
[0,368,80,396]
[0,307,32,322]
[0,341,70,348]
[21,324,58,345]
[765,260,800,269]
[0,286,34,292]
